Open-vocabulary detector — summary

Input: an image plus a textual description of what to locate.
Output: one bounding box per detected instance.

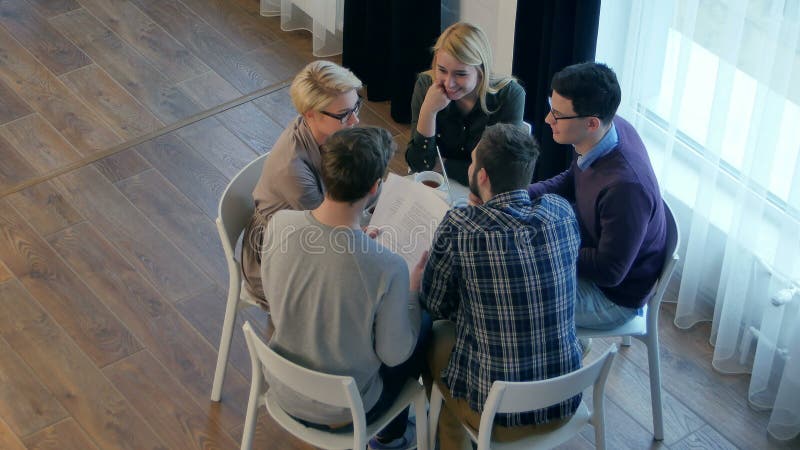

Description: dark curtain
[343,0,440,123]
[512,0,601,182]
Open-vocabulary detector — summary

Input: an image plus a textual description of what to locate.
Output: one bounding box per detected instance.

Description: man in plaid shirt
[421,123,583,450]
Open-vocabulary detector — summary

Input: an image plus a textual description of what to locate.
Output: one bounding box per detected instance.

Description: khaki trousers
[424,321,569,450]
[241,214,269,308]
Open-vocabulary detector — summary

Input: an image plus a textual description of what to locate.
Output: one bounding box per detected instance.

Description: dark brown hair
[321,127,395,202]
[474,123,539,195]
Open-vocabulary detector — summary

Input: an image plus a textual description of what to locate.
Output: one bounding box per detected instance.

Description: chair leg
[428,384,444,450]
[593,404,606,450]
[211,290,241,401]
[240,372,263,450]
[414,387,429,450]
[646,334,665,441]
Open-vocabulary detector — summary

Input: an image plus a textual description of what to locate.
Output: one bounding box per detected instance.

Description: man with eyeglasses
[527,62,667,331]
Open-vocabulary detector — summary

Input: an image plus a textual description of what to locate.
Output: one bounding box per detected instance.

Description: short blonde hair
[290,60,362,114]
[428,22,514,114]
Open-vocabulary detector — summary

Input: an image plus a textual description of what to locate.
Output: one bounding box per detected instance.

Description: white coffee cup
[414,171,445,191]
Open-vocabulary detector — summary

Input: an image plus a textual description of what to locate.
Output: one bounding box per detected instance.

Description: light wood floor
[0,1,797,449]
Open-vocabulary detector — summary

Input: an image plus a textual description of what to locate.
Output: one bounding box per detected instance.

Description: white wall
[441,0,518,75]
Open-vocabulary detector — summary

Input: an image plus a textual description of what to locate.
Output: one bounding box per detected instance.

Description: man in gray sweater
[260,126,429,449]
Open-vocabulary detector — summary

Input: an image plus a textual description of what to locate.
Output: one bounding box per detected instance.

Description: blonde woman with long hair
[405,22,526,184]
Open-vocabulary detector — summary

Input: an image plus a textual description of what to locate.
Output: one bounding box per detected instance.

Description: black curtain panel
[343,0,440,123]
[513,0,601,182]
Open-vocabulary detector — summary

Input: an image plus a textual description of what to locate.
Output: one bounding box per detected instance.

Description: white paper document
[369,173,451,272]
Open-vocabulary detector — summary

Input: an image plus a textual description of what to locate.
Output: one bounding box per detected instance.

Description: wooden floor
[0,1,797,449]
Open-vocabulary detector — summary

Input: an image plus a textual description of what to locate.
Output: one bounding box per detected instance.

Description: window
[596,0,800,263]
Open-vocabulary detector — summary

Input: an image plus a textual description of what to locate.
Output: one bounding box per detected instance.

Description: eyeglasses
[320,97,363,124]
[546,97,595,123]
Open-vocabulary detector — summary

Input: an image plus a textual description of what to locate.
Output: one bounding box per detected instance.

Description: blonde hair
[290,60,362,114]
[428,22,514,114]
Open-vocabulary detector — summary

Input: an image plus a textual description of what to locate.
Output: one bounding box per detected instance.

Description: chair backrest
[645,200,681,328]
[241,321,366,420]
[217,153,269,256]
[476,344,618,449]
[483,344,618,416]
[523,121,533,134]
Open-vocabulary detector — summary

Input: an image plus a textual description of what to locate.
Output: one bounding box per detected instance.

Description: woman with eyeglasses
[405,22,526,185]
[242,60,363,305]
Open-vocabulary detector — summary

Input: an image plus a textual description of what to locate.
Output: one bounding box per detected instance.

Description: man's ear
[478,167,489,184]
[587,116,603,132]
[368,178,381,195]
[478,167,491,193]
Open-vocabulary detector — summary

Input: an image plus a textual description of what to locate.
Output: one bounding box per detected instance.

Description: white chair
[210,153,269,402]
[240,321,428,450]
[522,121,533,134]
[428,345,618,450]
[576,200,680,441]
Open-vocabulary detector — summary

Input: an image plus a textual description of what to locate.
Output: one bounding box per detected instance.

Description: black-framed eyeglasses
[320,97,363,124]
[546,97,594,123]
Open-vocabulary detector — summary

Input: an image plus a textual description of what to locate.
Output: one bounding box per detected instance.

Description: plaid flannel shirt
[421,190,583,427]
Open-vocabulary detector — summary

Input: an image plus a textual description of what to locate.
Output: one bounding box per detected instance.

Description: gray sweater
[252,116,324,220]
[261,210,422,424]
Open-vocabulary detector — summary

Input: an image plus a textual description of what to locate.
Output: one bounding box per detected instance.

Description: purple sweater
[528,117,666,308]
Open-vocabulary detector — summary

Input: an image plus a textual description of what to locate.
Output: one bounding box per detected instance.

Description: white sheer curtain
[260,0,344,57]
[597,0,800,441]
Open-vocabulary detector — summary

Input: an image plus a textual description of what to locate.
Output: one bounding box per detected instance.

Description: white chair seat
[265,379,425,450]
[462,402,591,450]
[578,306,647,338]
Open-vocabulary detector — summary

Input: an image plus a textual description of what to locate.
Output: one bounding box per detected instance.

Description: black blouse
[405,73,526,184]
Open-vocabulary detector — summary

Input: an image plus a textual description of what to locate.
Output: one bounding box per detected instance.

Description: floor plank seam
[0,111,38,129]
[17,416,70,442]
[0,78,292,199]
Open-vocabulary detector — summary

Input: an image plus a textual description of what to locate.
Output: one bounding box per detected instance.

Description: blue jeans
[574,278,640,330]
[294,312,433,440]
